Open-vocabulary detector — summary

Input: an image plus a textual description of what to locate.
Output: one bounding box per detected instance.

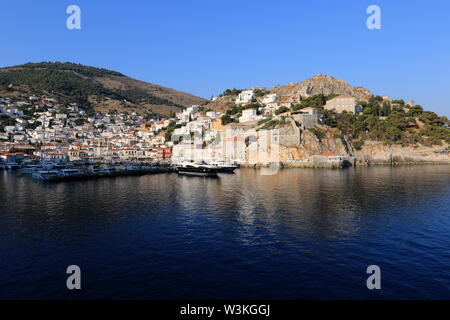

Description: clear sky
[1,0,449,116]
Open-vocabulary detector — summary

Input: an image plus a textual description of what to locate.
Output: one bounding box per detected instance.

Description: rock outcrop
[354,141,450,166]
[271,74,373,103]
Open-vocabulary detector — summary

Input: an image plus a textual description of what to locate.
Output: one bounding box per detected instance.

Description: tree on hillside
[275,106,290,115]
[221,114,237,125]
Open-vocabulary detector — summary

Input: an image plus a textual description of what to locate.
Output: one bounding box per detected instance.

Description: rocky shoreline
[240,123,449,169]
[240,159,450,169]
[242,158,450,170]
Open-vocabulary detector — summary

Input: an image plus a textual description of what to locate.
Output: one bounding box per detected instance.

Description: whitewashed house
[56,113,68,120]
[262,94,278,104]
[236,90,255,105]
[239,108,260,123]
[206,111,219,119]
[16,118,28,126]
[4,126,16,133]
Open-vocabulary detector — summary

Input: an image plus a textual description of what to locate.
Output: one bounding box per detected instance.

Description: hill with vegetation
[204,75,450,149]
[0,62,206,116]
[315,95,449,148]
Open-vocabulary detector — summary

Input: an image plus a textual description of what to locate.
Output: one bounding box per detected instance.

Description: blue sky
[0,0,449,116]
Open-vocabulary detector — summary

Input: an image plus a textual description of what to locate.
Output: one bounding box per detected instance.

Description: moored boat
[18,164,43,174]
[176,162,219,177]
[32,170,63,182]
[6,162,21,170]
[207,161,238,173]
[60,168,87,179]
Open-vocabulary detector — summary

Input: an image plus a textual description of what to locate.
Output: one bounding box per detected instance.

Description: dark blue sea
[0,166,449,300]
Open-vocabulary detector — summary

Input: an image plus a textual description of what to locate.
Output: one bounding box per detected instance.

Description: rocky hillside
[206,74,373,111]
[0,62,206,116]
[271,74,373,103]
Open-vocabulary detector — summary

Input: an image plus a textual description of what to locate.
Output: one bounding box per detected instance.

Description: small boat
[89,167,108,176]
[60,168,87,178]
[19,164,43,173]
[176,162,219,177]
[6,162,21,170]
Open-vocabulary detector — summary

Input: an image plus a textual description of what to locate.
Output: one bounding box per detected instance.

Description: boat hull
[177,166,219,177]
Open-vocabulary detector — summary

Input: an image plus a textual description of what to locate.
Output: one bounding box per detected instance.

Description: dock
[12,161,173,182]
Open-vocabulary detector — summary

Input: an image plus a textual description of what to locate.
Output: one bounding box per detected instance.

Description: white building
[235,90,255,105]
[16,118,28,125]
[185,105,199,115]
[171,140,214,164]
[4,126,16,133]
[239,108,259,123]
[206,111,219,119]
[177,105,199,123]
[262,93,278,104]
[56,114,68,120]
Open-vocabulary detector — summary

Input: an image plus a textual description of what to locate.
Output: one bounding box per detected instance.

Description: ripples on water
[0,166,449,299]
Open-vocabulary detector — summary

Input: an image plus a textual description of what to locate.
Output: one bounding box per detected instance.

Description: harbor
[0,160,172,182]
[0,158,240,182]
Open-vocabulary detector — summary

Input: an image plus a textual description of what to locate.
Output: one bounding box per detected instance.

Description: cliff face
[242,122,449,167]
[271,74,373,103]
[244,123,353,165]
[279,125,352,161]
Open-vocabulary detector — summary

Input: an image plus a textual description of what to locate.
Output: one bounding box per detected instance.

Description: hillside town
[1,82,449,173]
[0,94,175,166]
[0,88,357,167]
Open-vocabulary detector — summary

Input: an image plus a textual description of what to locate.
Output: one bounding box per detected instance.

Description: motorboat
[206,161,238,173]
[176,162,219,177]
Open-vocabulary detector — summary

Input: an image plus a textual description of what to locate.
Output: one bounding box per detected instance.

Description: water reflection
[0,166,449,299]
